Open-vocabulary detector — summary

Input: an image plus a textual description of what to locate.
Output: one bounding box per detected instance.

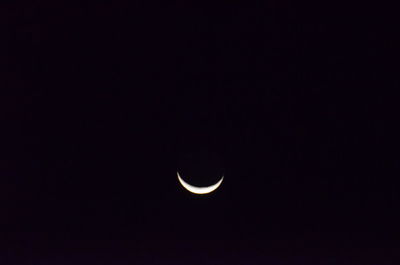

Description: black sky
[1,1,399,264]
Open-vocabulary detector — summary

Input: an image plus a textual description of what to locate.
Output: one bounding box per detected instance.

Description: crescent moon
[177,172,224,195]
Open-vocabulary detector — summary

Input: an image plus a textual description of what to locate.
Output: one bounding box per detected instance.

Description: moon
[177,172,223,195]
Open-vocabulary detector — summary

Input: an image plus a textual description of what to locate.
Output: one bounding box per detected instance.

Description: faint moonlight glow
[177,172,223,195]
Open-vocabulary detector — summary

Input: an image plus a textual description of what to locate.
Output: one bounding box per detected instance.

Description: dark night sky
[1,1,399,264]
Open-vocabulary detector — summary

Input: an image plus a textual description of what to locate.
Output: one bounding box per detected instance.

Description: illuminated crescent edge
[177,172,224,194]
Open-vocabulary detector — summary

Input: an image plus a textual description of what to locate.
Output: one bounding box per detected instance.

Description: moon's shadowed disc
[177,149,224,188]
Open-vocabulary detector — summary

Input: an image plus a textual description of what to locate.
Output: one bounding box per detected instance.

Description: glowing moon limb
[177,172,223,195]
